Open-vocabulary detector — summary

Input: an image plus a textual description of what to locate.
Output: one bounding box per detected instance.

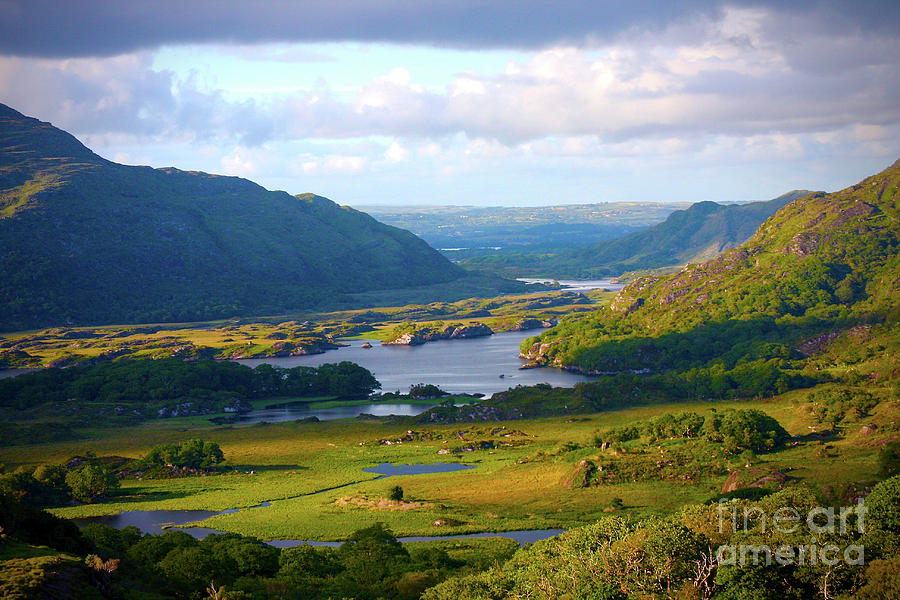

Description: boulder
[447,323,494,339]
[512,318,544,331]
[721,468,790,493]
[383,332,426,346]
[860,423,879,436]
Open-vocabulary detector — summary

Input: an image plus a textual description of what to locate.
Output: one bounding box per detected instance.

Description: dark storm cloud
[0,0,897,58]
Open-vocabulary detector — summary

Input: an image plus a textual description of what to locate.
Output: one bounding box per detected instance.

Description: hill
[523,159,900,373]
[363,202,690,256]
[458,193,807,278]
[566,191,810,274]
[0,104,471,331]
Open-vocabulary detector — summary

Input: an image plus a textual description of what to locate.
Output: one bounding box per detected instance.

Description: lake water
[237,329,592,400]
[362,462,475,476]
[236,402,440,424]
[517,278,626,292]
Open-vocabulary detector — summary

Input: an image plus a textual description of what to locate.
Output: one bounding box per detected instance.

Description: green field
[3,387,894,543]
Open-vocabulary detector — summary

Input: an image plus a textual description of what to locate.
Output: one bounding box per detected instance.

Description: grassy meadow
[2,386,893,542]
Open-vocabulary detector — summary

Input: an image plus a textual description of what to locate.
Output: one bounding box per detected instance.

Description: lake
[517,277,626,292]
[237,329,593,400]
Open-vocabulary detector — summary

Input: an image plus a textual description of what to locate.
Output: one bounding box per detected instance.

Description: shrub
[866,474,900,533]
[703,409,789,453]
[65,464,119,503]
[409,383,448,398]
[141,439,225,470]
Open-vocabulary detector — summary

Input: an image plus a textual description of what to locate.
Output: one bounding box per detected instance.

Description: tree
[409,383,448,399]
[866,474,900,534]
[389,486,404,501]
[316,362,381,397]
[703,409,789,453]
[142,439,225,470]
[65,464,119,503]
[337,524,410,588]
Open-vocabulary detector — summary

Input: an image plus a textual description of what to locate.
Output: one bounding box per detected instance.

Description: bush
[703,409,789,453]
[409,383,449,398]
[141,439,225,470]
[866,474,900,533]
[643,412,704,440]
[65,464,119,503]
[389,486,404,501]
[599,425,641,444]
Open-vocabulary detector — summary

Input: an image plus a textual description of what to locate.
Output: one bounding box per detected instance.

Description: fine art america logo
[716,500,866,566]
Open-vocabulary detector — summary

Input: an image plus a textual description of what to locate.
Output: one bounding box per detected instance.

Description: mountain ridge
[523,159,900,372]
[0,104,468,331]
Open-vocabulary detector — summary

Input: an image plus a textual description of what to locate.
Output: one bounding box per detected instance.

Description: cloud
[1,1,898,201]
[4,2,898,152]
[1,1,898,58]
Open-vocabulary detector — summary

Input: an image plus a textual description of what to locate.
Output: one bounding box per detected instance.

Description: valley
[1,102,898,600]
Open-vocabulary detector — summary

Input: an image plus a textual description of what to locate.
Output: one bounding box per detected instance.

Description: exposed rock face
[384,332,427,346]
[511,318,545,331]
[721,468,790,493]
[609,294,643,314]
[518,341,556,366]
[383,322,494,345]
[448,323,493,338]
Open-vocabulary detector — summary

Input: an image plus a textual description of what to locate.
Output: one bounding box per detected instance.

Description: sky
[1,0,899,206]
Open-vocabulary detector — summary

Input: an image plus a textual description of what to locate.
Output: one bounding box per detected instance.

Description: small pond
[362,462,475,476]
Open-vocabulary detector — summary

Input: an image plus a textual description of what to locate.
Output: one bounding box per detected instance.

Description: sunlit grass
[4,388,892,541]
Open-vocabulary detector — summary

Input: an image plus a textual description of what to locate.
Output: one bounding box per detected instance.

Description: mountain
[524,159,900,372]
[567,191,811,275]
[0,104,466,331]
[457,193,807,278]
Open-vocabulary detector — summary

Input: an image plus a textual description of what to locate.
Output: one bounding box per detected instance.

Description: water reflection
[237,330,594,399]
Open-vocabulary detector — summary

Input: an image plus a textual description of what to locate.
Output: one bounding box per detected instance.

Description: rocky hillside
[0,104,466,331]
[523,159,900,372]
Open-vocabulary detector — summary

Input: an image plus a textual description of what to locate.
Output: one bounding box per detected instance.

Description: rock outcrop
[383,322,494,346]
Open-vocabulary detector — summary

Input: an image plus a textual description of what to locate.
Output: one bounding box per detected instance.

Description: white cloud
[221,147,260,176]
[2,3,899,206]
[384,141,409,163]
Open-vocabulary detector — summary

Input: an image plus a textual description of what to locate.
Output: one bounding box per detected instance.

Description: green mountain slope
[568,191,810,274]
[458,193,806,278]
[524,159,900,373]
[0,104,466,331]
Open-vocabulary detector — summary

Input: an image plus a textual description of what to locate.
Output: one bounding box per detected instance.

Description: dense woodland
[0,359,380,411]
